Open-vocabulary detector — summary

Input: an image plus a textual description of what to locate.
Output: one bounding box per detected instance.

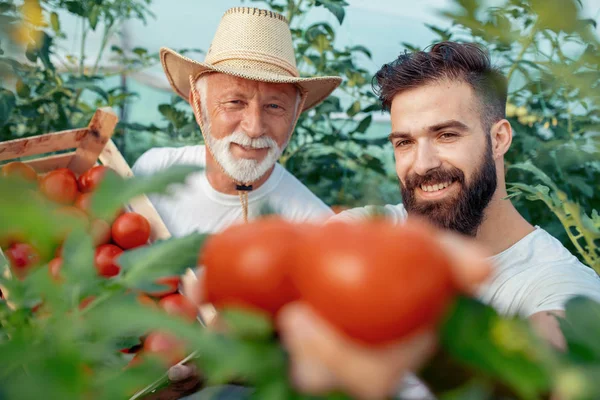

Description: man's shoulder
[132,145,206,176]
[328,203,407,224]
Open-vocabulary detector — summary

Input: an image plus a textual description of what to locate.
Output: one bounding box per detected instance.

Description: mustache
[404,168,465,191]
[221,131,278,150]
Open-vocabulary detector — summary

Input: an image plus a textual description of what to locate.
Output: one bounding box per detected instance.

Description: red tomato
[74,192,93,214]
[39,168,78,204]
[78,165,110,193]
[200,217,300,317]
[48,257,62,282]
[143,331,186,366]
[145,276,180,298]
[94,244,123,277]
[158,294,197,322]
[1,161,38,182]
[291,220,455,345]
[89,219,111,246]
[5,242,40,279]
[111,212,151,250]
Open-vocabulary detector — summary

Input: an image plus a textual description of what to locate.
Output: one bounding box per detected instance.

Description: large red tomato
[94,244,123,277]
[78,165,109,193]
[39,168,78,205]
[145,276,180,298]
[1,161,37,182]
[158,294,197,322]
[200,217,300,317]
[143,331,186,366]
[4,242,40,279]
[291,220,455,345]
[111,212,151,249]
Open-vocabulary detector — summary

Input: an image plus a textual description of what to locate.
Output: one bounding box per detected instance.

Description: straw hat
[160,7,342,111]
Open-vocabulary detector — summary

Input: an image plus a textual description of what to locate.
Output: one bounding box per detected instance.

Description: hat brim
[160,47,342,112]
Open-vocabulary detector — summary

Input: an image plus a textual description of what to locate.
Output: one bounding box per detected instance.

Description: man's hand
[276,231,492,399]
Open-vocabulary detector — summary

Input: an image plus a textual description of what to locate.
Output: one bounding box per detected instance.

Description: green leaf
[440,297,551,399]
[65,1,86,17]
[220,308,274,341]
[560,296,600,362]
[355,115,372,133]
[90,165,203,221]
[347,45,372,59]
[89,6,100,30]
[315,0,348,24]
[50,12,60,33]
[119,233,207,288]
[0,89,16,128]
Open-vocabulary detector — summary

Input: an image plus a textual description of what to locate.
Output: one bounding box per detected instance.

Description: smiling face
[196,73,300,184]
[389,80,497,236]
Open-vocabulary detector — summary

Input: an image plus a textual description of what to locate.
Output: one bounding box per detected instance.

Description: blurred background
[1,0,600,267]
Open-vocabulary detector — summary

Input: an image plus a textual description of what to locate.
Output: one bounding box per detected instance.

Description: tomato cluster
[200,217,457,346]
[1,162,151,280]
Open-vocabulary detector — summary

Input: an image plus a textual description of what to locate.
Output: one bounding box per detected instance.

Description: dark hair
[372,41,507,134]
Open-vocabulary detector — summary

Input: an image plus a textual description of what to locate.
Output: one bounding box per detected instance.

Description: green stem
[91,23,116,76]
[506,29,537,82]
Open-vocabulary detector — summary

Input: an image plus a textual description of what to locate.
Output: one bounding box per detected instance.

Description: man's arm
[528,310,566,350]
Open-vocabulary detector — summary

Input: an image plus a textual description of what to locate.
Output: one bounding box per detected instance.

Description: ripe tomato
[48,257,63,282]
[143,331,186,366]
[200,217,300,316]
[74,192,93,214]
[111,212,151,249]
[39,168,78,205]
[1,161,38,182]
[291,220,455,345]
[89,219,111,246]
[5,242,40,279]
[78,165,109,193]
[145,276,180,298]
[158,294,197,322]
[94,244,123,277]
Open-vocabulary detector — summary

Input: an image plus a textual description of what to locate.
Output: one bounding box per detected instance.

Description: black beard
[400,141,497,236]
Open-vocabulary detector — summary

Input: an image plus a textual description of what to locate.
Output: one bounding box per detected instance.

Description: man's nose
[240,102,266,138]
[412,142,442,176]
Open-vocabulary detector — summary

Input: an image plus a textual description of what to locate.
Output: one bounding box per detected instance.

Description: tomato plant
[201,218,300,316]
[111,212,151,249]
[4,242,40,279]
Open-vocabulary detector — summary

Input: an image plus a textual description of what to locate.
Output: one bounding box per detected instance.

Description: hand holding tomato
[277,229,492,399]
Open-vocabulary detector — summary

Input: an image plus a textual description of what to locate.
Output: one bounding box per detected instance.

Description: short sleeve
[522,262,600,316]
[131,148,168,177]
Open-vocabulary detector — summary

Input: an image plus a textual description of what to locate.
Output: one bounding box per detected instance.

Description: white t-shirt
[132,145,333,236]
[330,203,600,317]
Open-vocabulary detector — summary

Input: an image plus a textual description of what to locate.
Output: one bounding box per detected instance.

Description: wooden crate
[0,107,171,242]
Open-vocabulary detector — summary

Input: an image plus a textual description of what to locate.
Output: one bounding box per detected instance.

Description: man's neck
[475,186,535,256]
[204,149,274,195]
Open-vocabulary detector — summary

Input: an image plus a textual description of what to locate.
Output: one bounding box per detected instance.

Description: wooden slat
[67,108,118,175]
[24,152,76,173]
[100,140,172,241]
[0,128,88,162]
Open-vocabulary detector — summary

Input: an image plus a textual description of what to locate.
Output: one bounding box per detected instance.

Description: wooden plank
[100,140,172,241]
[0,128,88,162]
[68,108,118,175]
[24,152,76,173]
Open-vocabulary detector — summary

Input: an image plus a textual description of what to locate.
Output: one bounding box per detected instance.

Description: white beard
[205,130,283,184]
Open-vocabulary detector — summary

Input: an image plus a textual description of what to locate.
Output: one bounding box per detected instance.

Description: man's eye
[395,140,411,148]
[267,104,281,109]
[440,132,458,139]
[229,100,242,105]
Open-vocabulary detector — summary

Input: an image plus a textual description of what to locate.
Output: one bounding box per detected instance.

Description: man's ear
[490,119,512,159]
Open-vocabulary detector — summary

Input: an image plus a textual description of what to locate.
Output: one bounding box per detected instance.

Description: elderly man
[133,7,341,236]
